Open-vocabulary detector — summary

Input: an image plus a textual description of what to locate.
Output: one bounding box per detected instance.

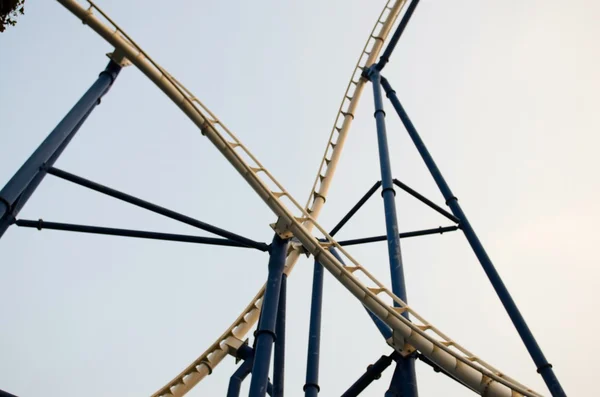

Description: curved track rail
[57,1,543,396]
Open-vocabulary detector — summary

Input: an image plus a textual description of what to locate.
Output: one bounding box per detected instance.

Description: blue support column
[273,274,287,397]
[228,359,254,397]
[385,355,418,397]
[369,70,409,307]
[304,259,324,397]
[0,60,122,238]
[368,69,418,397]
[380,76,566,397]
[249,235,289,397]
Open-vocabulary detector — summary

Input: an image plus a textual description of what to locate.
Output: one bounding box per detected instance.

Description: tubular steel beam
[46,167,269,251]
[337,225,458,247]
[304,259,325,397]
[227,359,254,397]
[369,68,418,397]
[330,248,392,339]
[0,60,122,238]
[329,181,381,237]
[381,76,566,397]
[385,354,418,397]
[392,179,459,223]
[416,354,478,394]
[14,219,259,249]
[341,354,395,397]
[375,0,421,71]
[249,235,289,397]
[273,274,287,397]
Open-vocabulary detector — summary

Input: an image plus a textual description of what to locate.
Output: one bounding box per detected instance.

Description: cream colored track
[57,1,543,396]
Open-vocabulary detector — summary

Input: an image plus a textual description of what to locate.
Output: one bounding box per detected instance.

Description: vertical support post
[380,76,566,397]
[0,60,122,238]
[369,70,409,307]
[368,69,418,397]
[385,355,418,397]
[304,259,324,397]
[273,274,287,397]
[249,235,289,397]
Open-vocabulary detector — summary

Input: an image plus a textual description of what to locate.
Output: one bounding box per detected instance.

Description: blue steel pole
[228,359,254,397]
[0,109,91,235]
[304,259,324,397]
[385,355,418,397]
[273,274,287,397]
[368,69,409,307]
[341,354,395,397]
[249,235,289,397]
[368,69,418,397]
[0,60,121,238]
[380,76,566,397]
[330,248,392,339]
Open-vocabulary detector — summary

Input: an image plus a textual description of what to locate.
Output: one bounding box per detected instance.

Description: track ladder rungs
[271,191,287,198]
[344,266,361,273]
[367,287,386,295]
[250,166,265,173]
[391,306,409,314]
[416,324,432,331]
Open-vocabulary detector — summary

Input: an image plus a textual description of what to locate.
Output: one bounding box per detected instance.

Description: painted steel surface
[54,1,544,396]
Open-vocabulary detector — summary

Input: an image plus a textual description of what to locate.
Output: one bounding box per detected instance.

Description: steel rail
[56,1,542,396]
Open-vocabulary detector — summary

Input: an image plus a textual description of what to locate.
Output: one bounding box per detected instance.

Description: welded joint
[288,238,309,257]
[254,328,277,342]
[445,196,459,205]
[380,186,396,197]
[387,331,416,357]
[303,383,320,392]
[536,362,553,373]
[224,336,249,360]
[107,47,131,67]
[361,64,380,82]
[270,216,295,239]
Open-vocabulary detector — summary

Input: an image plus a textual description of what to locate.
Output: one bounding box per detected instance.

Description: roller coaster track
[56,1,543,396]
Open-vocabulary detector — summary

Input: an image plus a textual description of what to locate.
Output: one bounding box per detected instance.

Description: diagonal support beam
[375,0,421,71]
[329,181,382,237]
[15,219,263,250]
[341,354,396,397]
[0,60,122,239]
[392,179,459,223]
[46,167,269,251]
[381,75,566,397]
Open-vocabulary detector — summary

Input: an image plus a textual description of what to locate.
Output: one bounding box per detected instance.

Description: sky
[0,0,599,396]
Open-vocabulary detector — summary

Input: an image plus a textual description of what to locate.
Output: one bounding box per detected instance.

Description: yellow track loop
[57,1,543,396]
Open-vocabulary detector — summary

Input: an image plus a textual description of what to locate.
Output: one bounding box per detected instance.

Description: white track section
[57,1,543,396]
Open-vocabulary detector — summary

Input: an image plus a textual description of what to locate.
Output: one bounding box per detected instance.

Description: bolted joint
[362,64,381,82]
[303,383,321,392]
[254,328,277,342]
[98,60,123,85]
[380,76,396,97]
[536,362,553,373]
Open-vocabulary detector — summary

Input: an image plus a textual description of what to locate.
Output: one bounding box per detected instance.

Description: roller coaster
[0,1,568,396]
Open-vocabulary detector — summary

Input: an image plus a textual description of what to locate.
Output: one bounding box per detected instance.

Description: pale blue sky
[1,1,599,396]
